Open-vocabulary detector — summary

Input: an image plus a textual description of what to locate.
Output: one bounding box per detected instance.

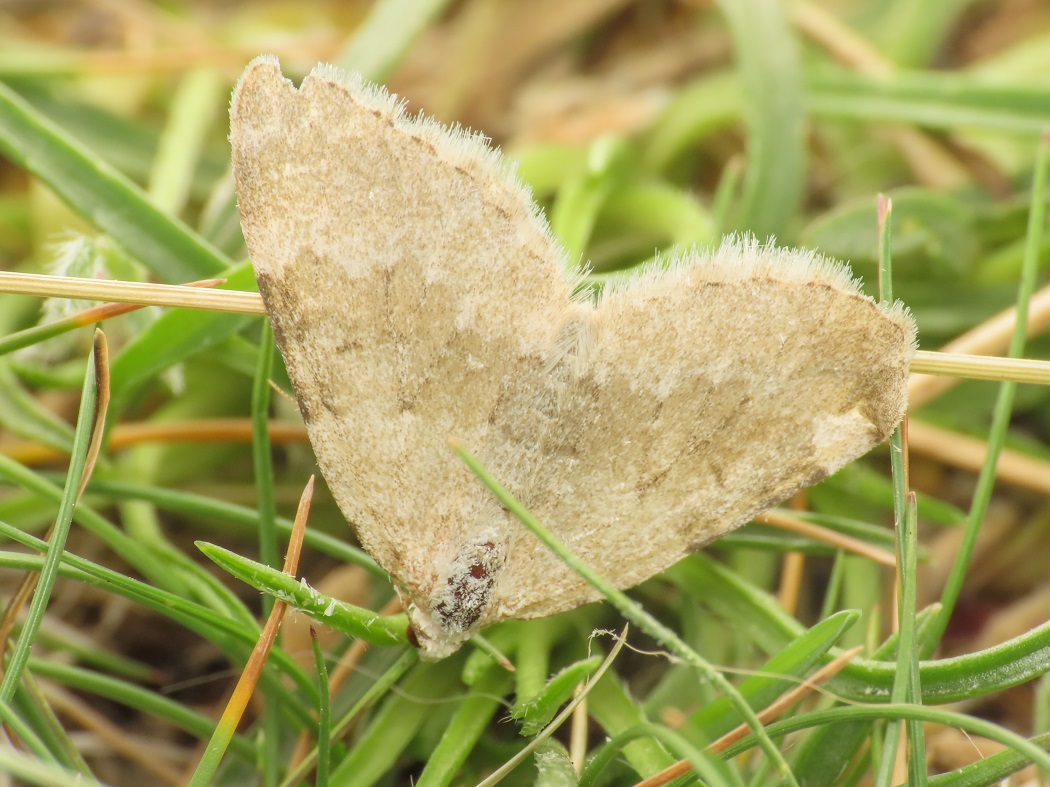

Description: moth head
[402,537,505,660]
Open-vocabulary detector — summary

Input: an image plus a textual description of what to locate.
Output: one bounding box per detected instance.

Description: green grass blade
[27,657,254,762]
[809,70,1050,136]
[336,0,454,82]
[415,662,514,786]
[107,261,257,402]
[724,705,1050,774]
[0,80,232,280]
[512,655,604,736]
[149,67,224,215]
[279,649,418,787]
[84,478,381,574]
[586,671,677,778]
[197,542,409,647]
[925,731,1050,787]
[715,0,806,236]
[326,658,460,786]
[0,333,97,705]
[685,609,859,742]
[311,630,331,787]
[0,533,318,711]
[676,554,1050,703]
[929,131,1050,649]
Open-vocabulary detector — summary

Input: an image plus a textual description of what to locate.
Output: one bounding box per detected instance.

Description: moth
[230,56,915,659]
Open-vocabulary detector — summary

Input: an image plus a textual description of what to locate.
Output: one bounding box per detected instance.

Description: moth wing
[496,240,915,620]
[230,57,577,588]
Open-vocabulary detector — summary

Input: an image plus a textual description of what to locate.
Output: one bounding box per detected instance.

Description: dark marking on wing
[433,541,498,632]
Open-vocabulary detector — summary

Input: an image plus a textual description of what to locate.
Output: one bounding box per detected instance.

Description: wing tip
[232,55,580,292]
